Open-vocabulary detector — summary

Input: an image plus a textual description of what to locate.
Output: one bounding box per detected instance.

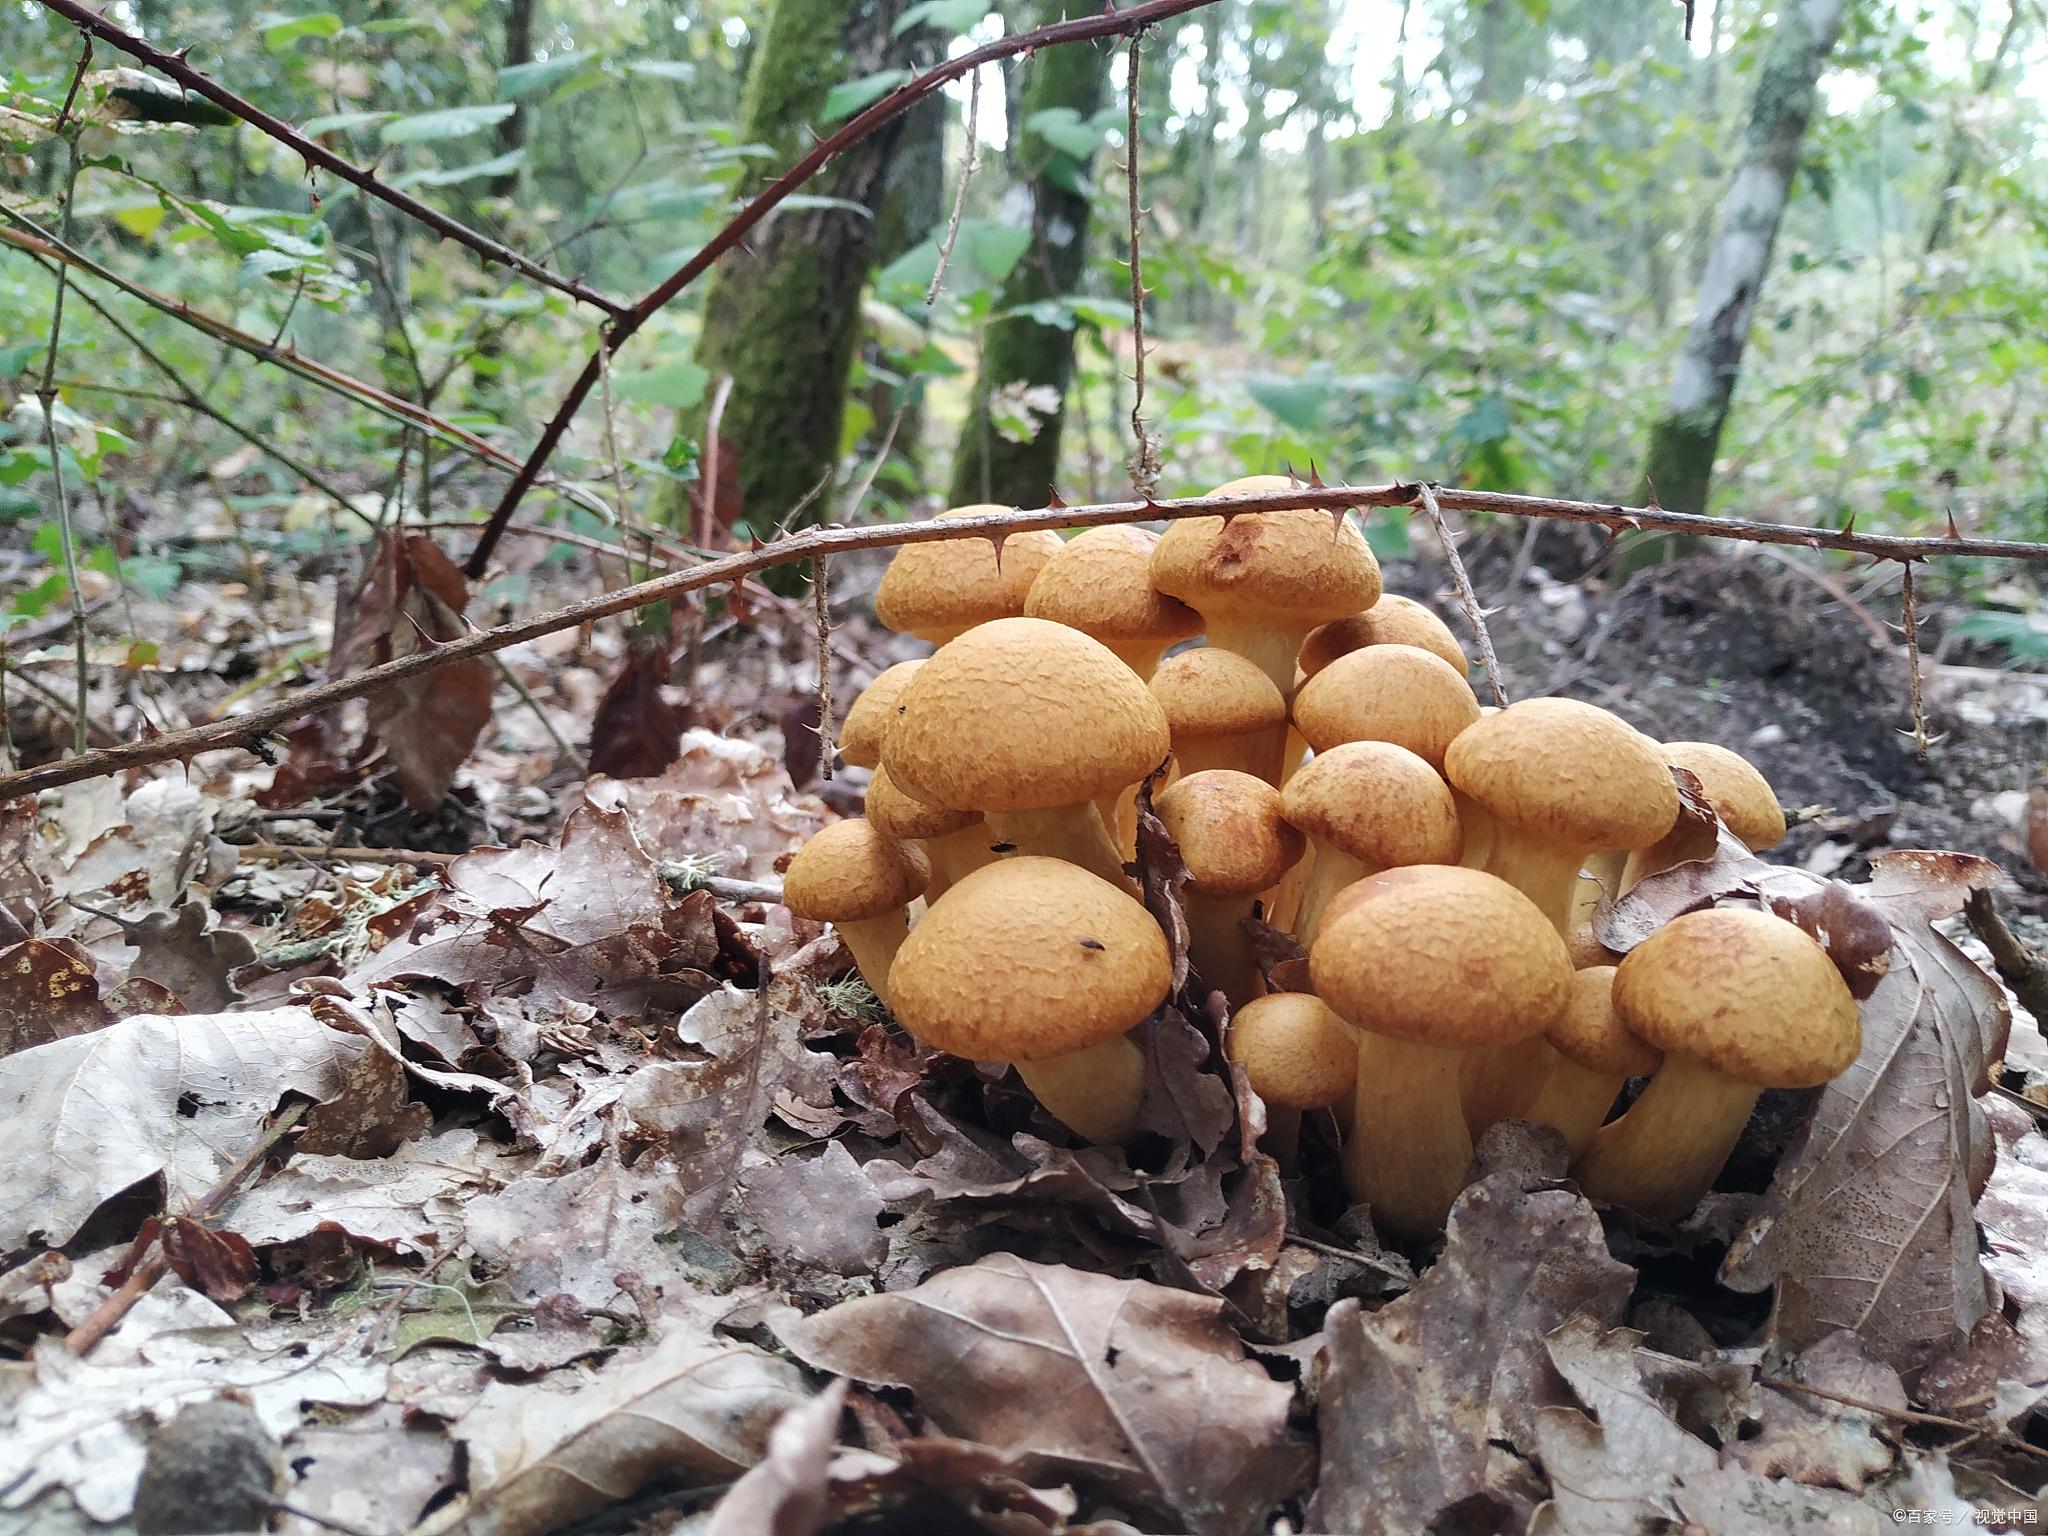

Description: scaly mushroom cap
[865,762,979,841]
[1613,907,1860,1087]
[1282,742,1462,870]
[1664,741,1786,851]
[1149,648,1287,744]
[875,507,1065,645]
[890,857,1170,1061]
[783,819,930,923]
[839,660,924,771]
[1300,594,1468,677]
[1149,477,1381,627]
[1566,923,1625,970]
[1550,966,1662,1077]
[1292,644,1481,770]
[1309,865,1571,1049]
[1446,698,1679,852]
[883,618,1169,813]
[1154,769,1304,896]
[1024,526,1200,650]
[1232,992,1357,1109]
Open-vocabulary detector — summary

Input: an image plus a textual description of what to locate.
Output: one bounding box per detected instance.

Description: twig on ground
[1964,887,2048,1028]
[1417,482,1507,706]
[239,841,454,868]
[925,66,982,309]
[65,1101,310,1355]
[1123,35,1161,498]
[9,480,2048,804]
[1758,1375,2048,1464]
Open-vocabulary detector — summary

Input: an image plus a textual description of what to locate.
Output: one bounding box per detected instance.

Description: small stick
[1758,1375,2048,1464]
[65,1101,309,1355]
[1418,482,1507,707]
[1123,35,1161,499]
[812,554,835,780]
[925,66,982,309]
[1900,558,1928,756]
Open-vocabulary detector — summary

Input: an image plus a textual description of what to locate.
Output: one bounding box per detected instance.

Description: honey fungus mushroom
[1621,740,1787,889]
[863,763,998,898]
[1292,643,1481,774]
[1230,991,1357,1165]
[1281,741,1463,949]
[1299,593,1469,679]
[875,506,1065,646]
[1571,907,1860,1220]
[1154,769,1304,1009]
[1148,647,1290,784]
[889,857,1170,1143]
[781,819,930,1005]
[1024,526,1201,679]
[838,660,923,771]
[882,618,1168,888]
[1518,966,1661,1159]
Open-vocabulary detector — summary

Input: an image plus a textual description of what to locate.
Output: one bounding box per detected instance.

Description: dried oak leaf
[117,901,257,1014]
[587,636,689,781]
[1308,1128,1635,1536]
[1722,851,2008,1378]
[1730,1330,1904,1489]
[463,1150,692,1312]
[704,1378,846,1536]
[444,1303,808,1536]
[779,1252,1308,1536]
[0,937,109,1057]
[355,532,495,812]
[0,1006,405,1249]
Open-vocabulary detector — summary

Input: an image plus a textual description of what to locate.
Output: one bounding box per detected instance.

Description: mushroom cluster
[783,487,1863,1241]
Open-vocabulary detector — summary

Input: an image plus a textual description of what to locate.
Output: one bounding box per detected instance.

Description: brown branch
[7,480,2048,804]
[1124,35,1160,497]
[1418,482,1507,706]
[462,0,1231,578]
[32,0,626,318]
[812,553,834,780]
[1901,558,1929,756]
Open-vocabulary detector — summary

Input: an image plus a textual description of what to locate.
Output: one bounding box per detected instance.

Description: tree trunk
[1630,0,1850,562]
[492,0,538,199]
[947,1,1109,508]
[679,0,925,533]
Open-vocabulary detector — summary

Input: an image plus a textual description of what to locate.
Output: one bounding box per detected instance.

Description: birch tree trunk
[1633,0,1850,553]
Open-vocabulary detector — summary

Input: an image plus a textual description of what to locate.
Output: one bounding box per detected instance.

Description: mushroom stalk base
[838,913,912,1007]
[1482,832,1591,935]
[1520,1057,1627,1160]
[1461,1035,1554,1135]
[984,805,1131,891]
[1569,1054,1760,1220]
[1015,1036,1146,1144]
[1295,847,1374,953]
[1185,891,1265,1011]
[1344,1035,1474,1239]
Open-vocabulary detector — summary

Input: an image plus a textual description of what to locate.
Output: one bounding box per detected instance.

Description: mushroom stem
[1521,1057,1629,1160]
[984,804,1131,890]
[1174,728,1288,784]
[1569,1053,1760,1219]
[1480,831,1588,934]
[925,824,1001,896]
[1014,1035,1146,1143]
[1278,726,1310,785]
[1453,792,1496,871]
[1343,1036,1474,1239]
[1569,850,1627,926]
[1204,622,1313,704]
[1184,890,1266,1010]
[1263,857,1310,935]
[1100,641,1167,681]
[1460,1036,1554,1135]
[835,913,913,1006]
[1294,845,1368,952]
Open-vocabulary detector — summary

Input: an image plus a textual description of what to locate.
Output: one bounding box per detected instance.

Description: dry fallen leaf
[115,901,256,1013]
[583,727,828,884]
[0,938,108,1057]
[778,1252,1307,1536]
[704,1378,847,1536]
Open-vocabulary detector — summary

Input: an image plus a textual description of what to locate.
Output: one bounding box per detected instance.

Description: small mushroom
[1571,907,1860,1220]
[1148,647,1290,784]
[1154,769,1305,1010]
[863,763,999,899]
[1230,991,1357,1166]
[1518,966,1661,1159]
[875,506,1065,645]
[838,660,924,771]
[1620,740,1787,889]
[1310,865,1572,1238]
[781,819,931,1005]
[1024,526,1202,679]
[1299,593,1469,678]
[1292,642,1481,773]
[883,618,1167,889]
[889,857,1170,1143]
[1281,741,1463,949]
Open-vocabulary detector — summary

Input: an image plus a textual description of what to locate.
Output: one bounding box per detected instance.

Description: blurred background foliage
[2,0,2045,649]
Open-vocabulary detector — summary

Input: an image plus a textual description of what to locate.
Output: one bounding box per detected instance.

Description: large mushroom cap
[1550,966,1662,1077]
[839,660,924,770]
[875,507,1065,645]
[1309,865,1571,1048]
[1149,648,1287,743]
[883,618,1169,813]
[1232,992,1356,1109]
[1300,594,1468,677]
[1155,769,1304,896]
[1446,697,1679,851]
[1613,907,1859,1087]
[865,762,979,841]
[1292,643,1481,769]
[782,819,930,922]
[889,857,1170,1061]
[1282,741,1463,869]
[1025,527,1201,649]
[1664,741,1786,851]
[1149,477,1381,626]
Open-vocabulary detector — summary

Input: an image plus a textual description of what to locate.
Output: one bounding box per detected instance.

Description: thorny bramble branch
[5,479,2046,805]
[1417,482,1507,708]
[1124,34,1161,498]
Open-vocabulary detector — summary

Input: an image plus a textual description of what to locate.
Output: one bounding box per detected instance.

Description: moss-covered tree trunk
[948,1,1108,509]
[1628,0,1850,567]
[677,0,925,533]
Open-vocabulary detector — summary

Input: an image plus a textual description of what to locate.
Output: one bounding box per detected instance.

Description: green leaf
[0,344,39,380]
[1904,369,1932,405]
[821,69,910,125]
[1247,376,1331,433]
[499,50,598,100]
[391,149,526,188]
[1024,106,1101,160]
[614,360,710,409]
[894,0,987,35]
[302,109,392,136]
[380,104,516,144]
[1510,0,1550,19]
[624,59,696,82]
[963,221,1029,283]
[260,12,343,49]
[1445,391,1512,451]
